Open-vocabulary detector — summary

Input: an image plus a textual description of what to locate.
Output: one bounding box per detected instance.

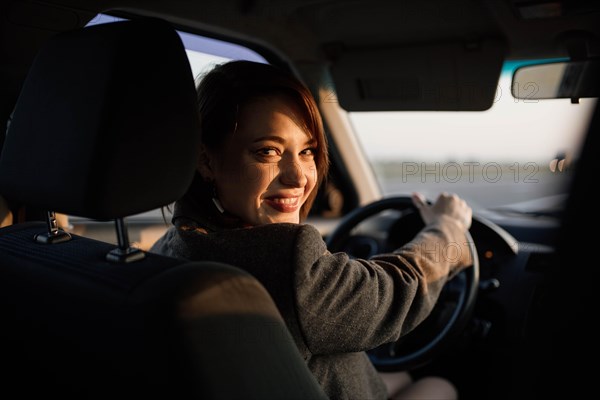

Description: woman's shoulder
[155,221,322,248]
[149,226,180,257]
[150,222,327,277]
[223,223,323,247]
[201,222,321,240]
[250,223,324,244]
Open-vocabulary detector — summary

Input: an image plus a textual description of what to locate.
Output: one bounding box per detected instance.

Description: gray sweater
[151,202,470,400]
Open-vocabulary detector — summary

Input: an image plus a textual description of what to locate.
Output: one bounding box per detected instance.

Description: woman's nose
[279,160,307,187]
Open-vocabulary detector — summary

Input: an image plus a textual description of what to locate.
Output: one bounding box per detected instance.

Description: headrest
[0,18,200,220]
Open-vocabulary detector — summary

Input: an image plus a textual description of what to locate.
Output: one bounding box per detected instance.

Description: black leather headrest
[0,18,200,220]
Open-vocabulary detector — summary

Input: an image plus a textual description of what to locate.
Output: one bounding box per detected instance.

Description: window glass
[86,13,268,79]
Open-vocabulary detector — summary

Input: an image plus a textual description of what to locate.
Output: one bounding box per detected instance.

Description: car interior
[1,1,598,399]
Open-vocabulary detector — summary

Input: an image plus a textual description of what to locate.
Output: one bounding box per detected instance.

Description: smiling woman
[200,96,319,225]
[150,58,474,400]
[190,61,328,226]
[148,60,327,231]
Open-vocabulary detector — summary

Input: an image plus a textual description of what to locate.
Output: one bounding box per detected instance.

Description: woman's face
[201,96,318,225]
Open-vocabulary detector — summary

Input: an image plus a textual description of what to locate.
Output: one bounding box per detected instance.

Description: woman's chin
[257,211,300,225]
[271,216,300,224]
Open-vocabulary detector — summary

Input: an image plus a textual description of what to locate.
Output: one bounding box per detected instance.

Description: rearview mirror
[512,60,599,100]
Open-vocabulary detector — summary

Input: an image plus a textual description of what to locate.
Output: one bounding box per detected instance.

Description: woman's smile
[264,194,302,213]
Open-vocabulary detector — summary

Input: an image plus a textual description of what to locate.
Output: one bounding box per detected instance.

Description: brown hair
[196,60,329,220]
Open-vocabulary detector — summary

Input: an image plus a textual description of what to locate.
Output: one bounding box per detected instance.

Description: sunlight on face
[206,96,318,225]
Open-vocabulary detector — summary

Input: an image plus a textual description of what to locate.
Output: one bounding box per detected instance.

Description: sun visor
[330,40,505,111]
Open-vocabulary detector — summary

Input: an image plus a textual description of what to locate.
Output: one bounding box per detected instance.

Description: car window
[86,13,268,77]
[348,59,597,214]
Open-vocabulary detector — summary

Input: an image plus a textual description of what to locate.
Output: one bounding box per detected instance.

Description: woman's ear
[197,145,215,180]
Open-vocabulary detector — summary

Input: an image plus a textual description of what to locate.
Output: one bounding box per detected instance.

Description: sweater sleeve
[293,216,472,355]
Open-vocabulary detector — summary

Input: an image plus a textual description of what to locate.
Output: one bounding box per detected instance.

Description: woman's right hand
[411,192,472,232]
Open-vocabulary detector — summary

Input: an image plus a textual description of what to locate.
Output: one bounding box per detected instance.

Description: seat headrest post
[34,211,71,244]
[105,217,145,263]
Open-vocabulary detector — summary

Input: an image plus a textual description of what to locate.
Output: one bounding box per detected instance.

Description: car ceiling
[4,0,600,61]
[1,0,599,115]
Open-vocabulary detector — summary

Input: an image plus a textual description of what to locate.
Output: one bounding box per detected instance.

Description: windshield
[348,61,596,214]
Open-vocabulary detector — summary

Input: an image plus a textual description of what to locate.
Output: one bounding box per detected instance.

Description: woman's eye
[256,147,279,157]
[301,148,316,157]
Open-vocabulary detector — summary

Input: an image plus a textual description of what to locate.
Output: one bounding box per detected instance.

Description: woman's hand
[411,192,472,232]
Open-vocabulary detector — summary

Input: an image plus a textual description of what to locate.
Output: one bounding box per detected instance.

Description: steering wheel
[326,196,479,371]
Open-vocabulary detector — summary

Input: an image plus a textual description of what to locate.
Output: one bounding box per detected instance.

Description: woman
[151,60,472,400]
